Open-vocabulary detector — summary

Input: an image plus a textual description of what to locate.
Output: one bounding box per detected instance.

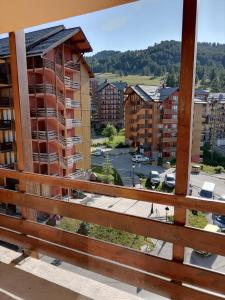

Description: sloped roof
[0,25,92,58]
[208,93,225,102]
[125,84,178,102]
[113,81,127,91]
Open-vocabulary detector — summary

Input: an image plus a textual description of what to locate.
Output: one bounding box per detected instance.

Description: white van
[199,182,215,199]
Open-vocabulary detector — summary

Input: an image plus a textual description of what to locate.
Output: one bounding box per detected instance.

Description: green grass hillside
[95,72,163,86]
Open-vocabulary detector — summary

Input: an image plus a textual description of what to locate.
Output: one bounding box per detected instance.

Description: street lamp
[132,163,135,187]
[165,206,170,222]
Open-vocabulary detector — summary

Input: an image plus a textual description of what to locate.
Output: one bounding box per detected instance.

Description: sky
[4,0,225,54]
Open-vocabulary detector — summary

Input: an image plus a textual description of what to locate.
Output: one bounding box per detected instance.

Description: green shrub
[214,166,224,174]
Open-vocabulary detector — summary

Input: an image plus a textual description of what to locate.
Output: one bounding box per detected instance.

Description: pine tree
[102,153,114,184]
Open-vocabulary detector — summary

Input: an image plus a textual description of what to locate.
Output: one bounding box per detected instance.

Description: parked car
[132,154,149,163]
[214,215,225,232]
[199,182,215,199]
[164,173,176,188]
[195,224,220,256]
[219,195,225,201]
[149,170,160,185]
[92,149,103,156]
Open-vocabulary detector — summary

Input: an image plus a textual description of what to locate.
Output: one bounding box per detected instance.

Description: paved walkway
[71,193,174,220]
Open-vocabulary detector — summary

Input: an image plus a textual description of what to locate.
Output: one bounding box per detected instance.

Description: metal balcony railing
[33,152,58,163]
[0,142,13,152]
[65,119,81,128]
[67,169,85,179]
[0,97,13,108]
[65,98,80,108]
[58,135,81,147]
[64,76,80,90]
[0,120,12,130]
[32,131,57,140]
[64,61,80,71]
[29,84,56,95]
[63,154,82,166]
[31,108,57,117]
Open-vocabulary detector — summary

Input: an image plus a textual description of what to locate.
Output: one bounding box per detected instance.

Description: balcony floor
[0,245,164,300]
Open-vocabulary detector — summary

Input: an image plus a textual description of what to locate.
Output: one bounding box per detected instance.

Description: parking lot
[92,148,225,199]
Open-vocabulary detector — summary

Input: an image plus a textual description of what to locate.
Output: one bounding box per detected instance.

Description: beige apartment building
[91,81,126,130]
[207,93,225,148]
[125,84,208,163]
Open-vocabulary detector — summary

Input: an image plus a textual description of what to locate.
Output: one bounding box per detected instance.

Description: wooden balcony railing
[0,168,224,300]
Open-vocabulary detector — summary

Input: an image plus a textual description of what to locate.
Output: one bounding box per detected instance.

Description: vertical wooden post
[173,0,198,272]
[9,31,36,221]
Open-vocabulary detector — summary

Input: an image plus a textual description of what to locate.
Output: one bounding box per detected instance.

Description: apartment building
[207,93,225,147]
[0,25,93,198]
[91,81,126,129]
[125,84,208,162]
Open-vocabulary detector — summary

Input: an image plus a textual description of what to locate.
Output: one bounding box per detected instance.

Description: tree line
[86,40,225,91]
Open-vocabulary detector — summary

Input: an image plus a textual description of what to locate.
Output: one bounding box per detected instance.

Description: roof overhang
[0,0,136,34]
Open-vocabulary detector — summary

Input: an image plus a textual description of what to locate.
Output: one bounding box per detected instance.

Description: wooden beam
[9,31,36,223]
[9,31,33,172]
[0,168,225,215]
[0,227,223,300]
[0,192,224,256]
[0,214,224,295]
[173,0,198,269]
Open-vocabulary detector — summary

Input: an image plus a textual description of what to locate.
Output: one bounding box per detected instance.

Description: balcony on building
[0,142,13,153]
[65,119,81,128]
[0,120,13,130]
[0,1,225,300]
[32,130,57,141]
[33,152,58,163]
[64,60,80,72]
[0,97,13,108]
[64,76,80,90]
[65,98,80,108]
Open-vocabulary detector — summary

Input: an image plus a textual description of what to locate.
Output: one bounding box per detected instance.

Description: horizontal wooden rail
[0,226,223,300]
[0,213,224,295]
[0,168,225,215]
[0,190,224,256]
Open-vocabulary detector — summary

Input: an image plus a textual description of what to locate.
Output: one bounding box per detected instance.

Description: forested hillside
[86,41,225,91]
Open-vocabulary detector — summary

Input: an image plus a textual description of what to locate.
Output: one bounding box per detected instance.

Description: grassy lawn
[107,134,125,148]
[92,133,126,149]
[59,218,154,251]
[187,211,208,229]
[200,164,225,175]
[95,72,163,86]
[92,164,123,185]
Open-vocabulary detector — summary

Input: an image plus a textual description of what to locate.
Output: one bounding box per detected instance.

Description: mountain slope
[86,41,225,91]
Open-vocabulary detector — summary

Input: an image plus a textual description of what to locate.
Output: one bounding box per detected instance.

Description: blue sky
[23,0,225,54]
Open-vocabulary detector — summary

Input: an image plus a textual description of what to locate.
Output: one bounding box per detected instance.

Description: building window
[173,96,178,103]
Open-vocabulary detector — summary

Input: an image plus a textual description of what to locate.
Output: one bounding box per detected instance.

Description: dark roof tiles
[0,25,91,58]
